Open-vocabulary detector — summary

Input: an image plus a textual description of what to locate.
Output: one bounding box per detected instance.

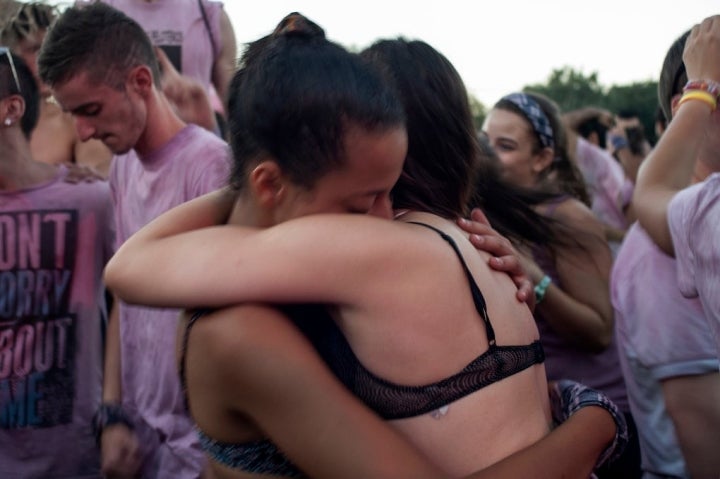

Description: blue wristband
[610,135,628,151]
[534,275,551,304]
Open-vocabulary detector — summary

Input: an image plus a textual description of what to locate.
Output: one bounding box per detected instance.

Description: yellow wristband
[678,90,717,111]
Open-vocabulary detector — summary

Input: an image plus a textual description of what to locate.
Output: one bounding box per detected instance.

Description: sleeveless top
[180,221,545,474]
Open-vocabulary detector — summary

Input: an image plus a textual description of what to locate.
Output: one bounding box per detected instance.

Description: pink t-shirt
[0,167,114,478]
[612,222,717,476]
[98,0,223,92]
[668,173,720,355]
[110,124,230,478]
[574,137,633,254]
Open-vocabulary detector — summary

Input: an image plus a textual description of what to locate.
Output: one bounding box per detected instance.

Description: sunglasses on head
[0,46,22,94]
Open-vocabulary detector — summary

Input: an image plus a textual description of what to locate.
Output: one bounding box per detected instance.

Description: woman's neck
[0,136,57,190]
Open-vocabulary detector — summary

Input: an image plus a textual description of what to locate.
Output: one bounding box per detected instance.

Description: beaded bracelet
[677,90,717,111]
[92,402,134,445]
[534,275,552,304]
[683,79,720,99]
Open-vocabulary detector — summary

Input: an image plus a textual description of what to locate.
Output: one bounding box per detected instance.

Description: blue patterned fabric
[196,430,304,477]
[549,379,629,469]
[502,92,555,150]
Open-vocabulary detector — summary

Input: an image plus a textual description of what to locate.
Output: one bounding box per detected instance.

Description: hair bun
[273,12,325,39]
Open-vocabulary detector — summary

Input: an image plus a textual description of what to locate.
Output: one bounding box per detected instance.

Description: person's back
[356,211,551,474]
[0,50,114,479]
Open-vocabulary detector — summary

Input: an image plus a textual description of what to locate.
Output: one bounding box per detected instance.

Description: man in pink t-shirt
[634,15,720,355]
[38,4,231,478]
[633,17,720,477]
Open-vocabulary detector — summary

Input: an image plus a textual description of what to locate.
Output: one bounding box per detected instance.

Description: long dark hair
[361,38,562,247]
[361,39,477,219]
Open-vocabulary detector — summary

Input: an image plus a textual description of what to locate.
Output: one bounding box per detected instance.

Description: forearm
[105,189,236,305]
[634,101,711,252]
[614,148,644,184]
[535,283,613,352]
[102,299,122,403]
[212,8,237,102]
[662,374,720,479]
[470,407,614,479]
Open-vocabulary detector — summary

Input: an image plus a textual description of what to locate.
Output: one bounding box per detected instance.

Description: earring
[3,118,11,126]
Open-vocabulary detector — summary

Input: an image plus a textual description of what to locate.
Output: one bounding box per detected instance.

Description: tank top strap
[406,221,496,345]
[179,309,210,407]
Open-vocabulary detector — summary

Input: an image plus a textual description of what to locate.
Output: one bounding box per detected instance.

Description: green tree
[522,67,660,144]
[468,93,487,131]
[523,67,605,111]
[605,81,659,144]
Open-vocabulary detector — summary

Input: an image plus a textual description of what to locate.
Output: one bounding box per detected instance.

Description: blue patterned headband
[501,93,554,150]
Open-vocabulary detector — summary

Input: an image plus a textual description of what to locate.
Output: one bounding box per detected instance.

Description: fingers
[457,217,494,236]
[515,277,536,311]
[467,230,515,259]
[487,254,535,310]
[460,212,535,309]
[469,207,491,226]
[63,163,104,183]
[100,426,142,478]
[154,46,173,71]
[684,15,720,82]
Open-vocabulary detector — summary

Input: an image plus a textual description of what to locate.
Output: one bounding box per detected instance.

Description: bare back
[334,211,551,475]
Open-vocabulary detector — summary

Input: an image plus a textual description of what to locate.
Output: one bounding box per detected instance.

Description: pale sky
[223,0,719,106]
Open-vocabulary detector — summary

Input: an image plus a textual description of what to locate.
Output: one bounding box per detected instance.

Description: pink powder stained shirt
[574,137,633,255]
[0,167,114,478]
[110,124,230,478]
[612,222,718,476]
[667,173,720,355]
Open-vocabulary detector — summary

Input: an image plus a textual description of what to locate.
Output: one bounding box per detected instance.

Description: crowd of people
[1,1,718,478]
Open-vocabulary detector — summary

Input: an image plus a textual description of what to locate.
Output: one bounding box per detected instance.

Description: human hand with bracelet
[680,16,720,113]
[94,402,142,478]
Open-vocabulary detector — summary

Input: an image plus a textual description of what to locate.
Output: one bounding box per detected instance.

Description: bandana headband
[501,93,554,150]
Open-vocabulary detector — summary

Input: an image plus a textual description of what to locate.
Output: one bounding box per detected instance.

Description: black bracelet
[92,402,134,445]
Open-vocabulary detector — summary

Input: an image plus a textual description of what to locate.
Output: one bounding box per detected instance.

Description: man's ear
[249,160,286,207]
[127,65,155,97]
[587,131,599,146]
[531,146,555,174]
[670,93,682,119]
